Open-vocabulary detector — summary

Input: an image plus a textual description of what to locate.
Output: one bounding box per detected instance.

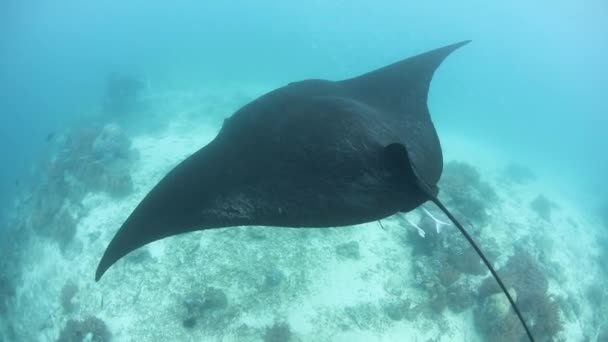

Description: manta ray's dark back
[95,41,470,281]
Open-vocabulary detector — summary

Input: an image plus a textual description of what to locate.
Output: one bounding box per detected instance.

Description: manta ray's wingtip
[444,39,472,52]
[95,254,109,281]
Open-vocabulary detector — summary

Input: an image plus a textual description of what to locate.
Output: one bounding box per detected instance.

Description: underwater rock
[263,321,292,342]
[384,298,419,321]
[335,241,360,260]
[124,248,152,264]
[60,280,79,314]
[181,287,229,329]
[530,194,557,221]
[56,315,111,342]
[263,268,285,289]
[502,163,536,184]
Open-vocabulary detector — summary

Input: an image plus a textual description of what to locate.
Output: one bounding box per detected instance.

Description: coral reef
[445,237,488,276]
[24,121,137,249]
[406,214,443,256]
[478,249,547,306]
[502,163,536,184]
[60,280,79,314]
[56,315,111,342]
[530,194,557,222]
[28,122,137,252]
[263,321,292,342]
[411,255,476,316]
[446,279,476,313]
[335,241,360,259]
[474,292,525,342]
[476,249,563,341]
[29,201,77,253]
[526,293,563,340]
[439,161,499,226]
[406,208,491,317]
[384,298,417,321]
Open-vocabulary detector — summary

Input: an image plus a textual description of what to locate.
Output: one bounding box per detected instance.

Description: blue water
[1,1,607,341]
[2,1,606,214]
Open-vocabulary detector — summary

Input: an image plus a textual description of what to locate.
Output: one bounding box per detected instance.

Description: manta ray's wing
[95,41,470,281]
[342,40,470,187]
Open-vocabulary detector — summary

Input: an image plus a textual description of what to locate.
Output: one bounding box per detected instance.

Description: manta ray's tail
[430,197,535,342]
[391,142,535,341]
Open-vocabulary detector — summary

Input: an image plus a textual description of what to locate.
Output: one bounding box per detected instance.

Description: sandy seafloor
[1,84,606,342]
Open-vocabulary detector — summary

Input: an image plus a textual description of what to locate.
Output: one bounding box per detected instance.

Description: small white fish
[422,207,451,234]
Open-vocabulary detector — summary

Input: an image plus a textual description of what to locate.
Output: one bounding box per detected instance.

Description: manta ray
[95,41,534,341]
